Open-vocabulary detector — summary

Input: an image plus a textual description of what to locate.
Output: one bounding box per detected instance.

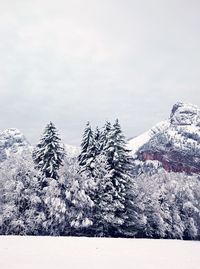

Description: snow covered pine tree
[78,121,97,176]
[99,121,112,151]
[93,119,133,237]
[33,122,67,235]
[33,122,65,184]
[77,122,100,233]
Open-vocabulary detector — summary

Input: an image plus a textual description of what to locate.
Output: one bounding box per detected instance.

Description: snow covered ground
[0,236,199,269]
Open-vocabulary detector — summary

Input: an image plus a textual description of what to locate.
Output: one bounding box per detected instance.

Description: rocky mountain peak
[129,102,200,175]
[0,128,30,161]
[0,128,30,148]
[170,102,200,126]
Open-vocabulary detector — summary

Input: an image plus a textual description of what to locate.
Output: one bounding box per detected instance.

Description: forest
[0,121,199,240]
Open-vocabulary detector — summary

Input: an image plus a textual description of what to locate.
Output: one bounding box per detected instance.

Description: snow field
[0,236,199,269]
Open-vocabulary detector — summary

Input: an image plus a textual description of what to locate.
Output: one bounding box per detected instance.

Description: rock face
[170,102,200,126]
[128,102,200,175]
[0,128,30,161]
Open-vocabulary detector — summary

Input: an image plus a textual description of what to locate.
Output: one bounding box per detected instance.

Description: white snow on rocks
[170,102,200,126]
[128,102,200,155]
[0,128,29,148]
[0,128,31,160]
[128,120,169,154]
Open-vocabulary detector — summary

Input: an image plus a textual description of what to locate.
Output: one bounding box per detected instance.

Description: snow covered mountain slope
[0,128,31,161]
[128,102,200,174]
[0,127,80,161]
[128,121,170,155]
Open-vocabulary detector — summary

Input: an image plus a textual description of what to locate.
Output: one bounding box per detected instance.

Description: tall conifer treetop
[33,122,65,180]
[78,122,95,168]
[100,121,112,151]
[94,126,101,155]
[105,119,131,173]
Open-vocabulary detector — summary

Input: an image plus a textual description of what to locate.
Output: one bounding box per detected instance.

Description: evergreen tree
[99,121,112,151]
[91,155,118,236]
[105,119,131,171]
[32,122,66,235]
[78,122,96,176]
[93,119,133,236]
[93,126,101,155]
[78,122,93,165]
[33,122,65,182]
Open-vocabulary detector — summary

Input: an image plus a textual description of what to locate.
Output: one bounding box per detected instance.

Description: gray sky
[0,0,200,145]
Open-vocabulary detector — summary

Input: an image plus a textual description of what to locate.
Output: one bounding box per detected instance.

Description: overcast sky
[0,0,200,145]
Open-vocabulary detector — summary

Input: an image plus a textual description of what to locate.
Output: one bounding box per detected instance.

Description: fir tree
[32,122,65,235]
[91,155,117,236]
[78,122,96,175]
[93,126,101,155]
[99,121,112,151]
[105,119,131,172]
[78,122,93,165]
[33,122,65,182]
[93,119,133,236]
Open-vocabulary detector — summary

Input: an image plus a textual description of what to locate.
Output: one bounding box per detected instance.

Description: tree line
[0,121,199,239]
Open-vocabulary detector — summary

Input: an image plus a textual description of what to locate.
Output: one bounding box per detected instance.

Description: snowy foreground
[0,236,199,269]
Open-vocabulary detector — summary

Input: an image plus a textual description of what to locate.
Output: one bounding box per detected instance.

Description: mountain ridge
[128,102,200,174]
[1,102,199,175]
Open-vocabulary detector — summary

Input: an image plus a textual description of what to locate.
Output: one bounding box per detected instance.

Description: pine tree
[33,122,65,182]
[93,126,101,155]
[78,122,93,165]
[91,155,117,236]
[105,119,131,171]
[93,119,133,236]
[78,122,96,176]
[99,121,112,151]
[32,122,66,235]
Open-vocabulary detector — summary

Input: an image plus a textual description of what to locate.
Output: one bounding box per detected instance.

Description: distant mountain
[0,128,80,161]
[64,144,80,158]
[0,128,31,161]
[128,102,200,175]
